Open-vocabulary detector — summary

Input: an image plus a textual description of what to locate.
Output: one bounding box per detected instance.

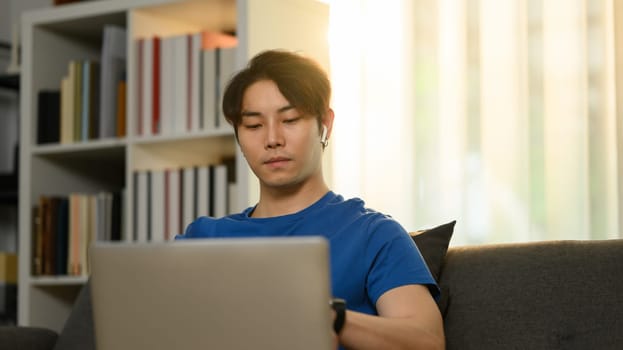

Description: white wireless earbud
[320,125,328,148]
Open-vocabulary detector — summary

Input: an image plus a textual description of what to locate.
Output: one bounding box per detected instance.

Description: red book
[152,37,161,134]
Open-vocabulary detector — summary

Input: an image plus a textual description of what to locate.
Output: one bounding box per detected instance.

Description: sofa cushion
[440,239,623,350]
[410,220,456,282]
[0,326,58,350]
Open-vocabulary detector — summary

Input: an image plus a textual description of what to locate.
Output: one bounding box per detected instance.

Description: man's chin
[260,177,302,191]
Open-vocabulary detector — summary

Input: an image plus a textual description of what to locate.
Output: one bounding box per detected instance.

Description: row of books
[36,28,238,145]
[32,161,236,277]
[136,30,238,136]
[37,25,127,145]
[33,192,123,277]
[133,161,237,243]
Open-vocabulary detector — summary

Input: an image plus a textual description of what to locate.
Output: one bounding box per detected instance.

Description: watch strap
[330,298,346,334]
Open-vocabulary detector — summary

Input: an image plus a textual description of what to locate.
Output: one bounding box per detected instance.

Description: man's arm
[337,284,445,350]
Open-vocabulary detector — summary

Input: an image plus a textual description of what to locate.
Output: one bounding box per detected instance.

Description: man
[178,49,445,349]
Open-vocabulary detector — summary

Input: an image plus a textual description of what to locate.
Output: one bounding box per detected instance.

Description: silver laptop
[89,236,334,350]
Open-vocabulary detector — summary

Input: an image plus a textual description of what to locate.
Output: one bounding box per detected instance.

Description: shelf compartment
[29,283,84,333]
[132,133,236,171]
[132,0,236,39]
[30,145,126,201]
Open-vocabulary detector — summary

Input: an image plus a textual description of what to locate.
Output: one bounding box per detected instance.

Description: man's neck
[252,179,329,218]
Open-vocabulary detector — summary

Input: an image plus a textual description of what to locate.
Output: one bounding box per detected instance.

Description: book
[55,197,69,276]
[135,171,148,243]
[85,194,97,274]
[150,169,165,242]
[152,36,161,135]
[201,49,217,131]
[136,39,143,136]
[173,34,188,134]
[60,76,74,144]
[96,192,111,242]
[159,36,173,135]
[182,166,195,230]
[112,191,123,241]
[99,25,127,139]
[146,171,152,241]
[189,32,201,132]
[116,80,126,137]
[81,61,91,141]
[36,197,51,275]
[164,169,170,240]
[197,165,210,218]
[68,193,82,275]
[79,194,91,276]
[36,90,61,144]
[200,31,237,131]
[217,47,237,129]
[44,196,58,275]
[87,61,101,139]
[73,60,83,141]
[212,164,228,218]
[140,38,153,136]
[165,168,180,239]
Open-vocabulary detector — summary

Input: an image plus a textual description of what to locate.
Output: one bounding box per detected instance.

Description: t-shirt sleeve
[365,218,439,305]
[174,216,214,239]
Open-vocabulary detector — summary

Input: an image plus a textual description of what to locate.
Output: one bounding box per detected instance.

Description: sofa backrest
[439,239,623,350]
[53,282,95,350]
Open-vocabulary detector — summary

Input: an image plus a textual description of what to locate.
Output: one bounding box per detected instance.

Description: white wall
[0,0,52,252]
[0,0,53,70]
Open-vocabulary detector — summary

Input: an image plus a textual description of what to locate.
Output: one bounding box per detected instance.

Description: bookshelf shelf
[30,275,89,286]
[19,0,329,333]
[32,138,127,155]
[132,128,234,144]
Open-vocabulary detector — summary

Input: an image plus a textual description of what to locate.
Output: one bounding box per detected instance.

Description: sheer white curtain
[328,0,623,244]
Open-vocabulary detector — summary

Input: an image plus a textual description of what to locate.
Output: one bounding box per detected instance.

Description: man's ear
[321,108,335,140]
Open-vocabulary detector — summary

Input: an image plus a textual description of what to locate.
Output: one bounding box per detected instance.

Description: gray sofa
[2,237,623,349]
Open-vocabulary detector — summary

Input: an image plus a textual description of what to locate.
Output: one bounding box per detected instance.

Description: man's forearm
[338,310,445,350]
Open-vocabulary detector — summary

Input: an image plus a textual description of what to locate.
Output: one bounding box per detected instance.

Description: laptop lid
[89,236,334,350]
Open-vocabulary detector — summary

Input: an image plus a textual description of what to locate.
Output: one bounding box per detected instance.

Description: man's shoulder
[177,212,250,238]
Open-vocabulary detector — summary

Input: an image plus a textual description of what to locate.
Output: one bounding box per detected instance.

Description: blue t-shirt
[177,191,438,316]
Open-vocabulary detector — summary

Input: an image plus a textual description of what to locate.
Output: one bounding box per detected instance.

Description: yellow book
[0,253,17,284]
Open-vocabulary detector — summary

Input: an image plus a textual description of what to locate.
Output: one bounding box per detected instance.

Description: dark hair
[222,49,331,132]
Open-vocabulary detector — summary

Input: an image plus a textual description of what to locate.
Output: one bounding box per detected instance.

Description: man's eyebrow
[241,110,261,117]
[241,105,295,117]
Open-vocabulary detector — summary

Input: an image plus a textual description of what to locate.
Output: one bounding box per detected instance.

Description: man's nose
[265,123,284,149]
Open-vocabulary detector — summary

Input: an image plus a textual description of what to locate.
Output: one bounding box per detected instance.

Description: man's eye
[244,124,261,129]
[284,117,301,124]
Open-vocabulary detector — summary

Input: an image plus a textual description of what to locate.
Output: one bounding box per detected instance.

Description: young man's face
[237,79,325,191]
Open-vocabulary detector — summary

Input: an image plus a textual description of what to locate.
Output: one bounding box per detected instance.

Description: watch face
[330,298,346,309]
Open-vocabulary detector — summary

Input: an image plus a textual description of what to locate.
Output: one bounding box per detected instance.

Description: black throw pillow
[410,220,456,282]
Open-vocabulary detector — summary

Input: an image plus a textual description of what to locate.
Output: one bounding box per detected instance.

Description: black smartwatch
[330,298,347,334]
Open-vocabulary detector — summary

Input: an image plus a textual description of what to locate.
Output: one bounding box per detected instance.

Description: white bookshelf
[19,0,329,332]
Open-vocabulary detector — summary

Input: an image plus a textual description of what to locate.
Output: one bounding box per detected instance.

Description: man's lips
[264,157,291,167]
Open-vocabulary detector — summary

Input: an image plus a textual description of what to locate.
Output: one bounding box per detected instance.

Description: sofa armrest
[0,326,58,350]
